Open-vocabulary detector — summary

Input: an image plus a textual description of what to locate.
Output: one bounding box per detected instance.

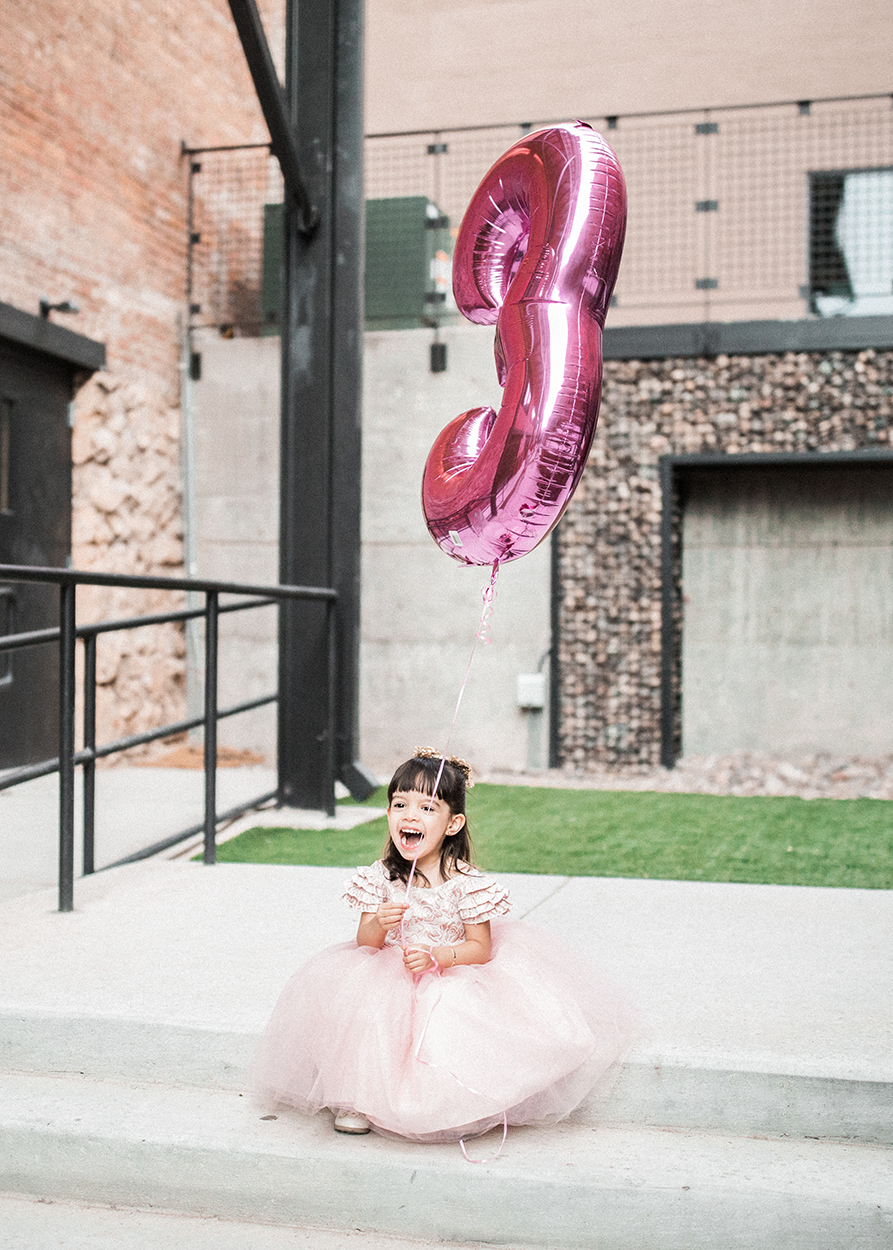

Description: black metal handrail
[0,564,337,911]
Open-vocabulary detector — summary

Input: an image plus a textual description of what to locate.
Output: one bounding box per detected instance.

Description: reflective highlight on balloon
[422,123,626,566]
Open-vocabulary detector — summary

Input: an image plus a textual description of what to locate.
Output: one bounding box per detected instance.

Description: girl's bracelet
[408,944,457,971]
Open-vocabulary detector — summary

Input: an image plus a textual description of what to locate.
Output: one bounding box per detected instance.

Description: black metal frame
[603,315,893,362]
[0,564,336,912]
[225,0,368,809]
[225,0,316,234]
[278,0,367,808]
[658,449,893,768]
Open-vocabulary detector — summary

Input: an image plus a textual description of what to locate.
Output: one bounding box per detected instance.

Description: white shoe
[334,1110,370,1134]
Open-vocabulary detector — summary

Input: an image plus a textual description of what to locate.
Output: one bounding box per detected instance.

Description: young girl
[251,749,633,1144]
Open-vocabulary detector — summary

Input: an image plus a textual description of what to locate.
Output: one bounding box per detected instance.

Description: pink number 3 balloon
[422,122,626,567]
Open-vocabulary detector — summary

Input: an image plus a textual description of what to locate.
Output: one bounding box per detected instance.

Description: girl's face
[387,788,465,869]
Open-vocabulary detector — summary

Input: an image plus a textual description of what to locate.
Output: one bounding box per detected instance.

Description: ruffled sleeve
[457,869,511,923]
[342,861,388,912]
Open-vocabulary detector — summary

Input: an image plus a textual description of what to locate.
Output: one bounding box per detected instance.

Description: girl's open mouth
[400,830,423,852]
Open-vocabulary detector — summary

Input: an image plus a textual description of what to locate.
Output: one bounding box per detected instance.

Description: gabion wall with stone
[71,371,187,749]
[557,347,893,770]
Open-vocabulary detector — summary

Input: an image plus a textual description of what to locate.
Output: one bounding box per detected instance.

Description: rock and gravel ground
[485,752,893,801]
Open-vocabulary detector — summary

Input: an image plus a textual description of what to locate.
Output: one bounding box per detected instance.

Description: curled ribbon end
[474,560,500,644]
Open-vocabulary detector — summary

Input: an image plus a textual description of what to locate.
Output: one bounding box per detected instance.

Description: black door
[0,338,73,770]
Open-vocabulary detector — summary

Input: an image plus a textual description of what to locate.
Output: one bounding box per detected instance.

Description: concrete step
[0,1192,518,1250]
[1,861,890,1153]
[1,1008,890,1146]
[0,1072,890,1250]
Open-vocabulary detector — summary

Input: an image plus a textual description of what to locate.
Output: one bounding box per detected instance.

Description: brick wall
[0,0,280,745]
[558,348,893,769]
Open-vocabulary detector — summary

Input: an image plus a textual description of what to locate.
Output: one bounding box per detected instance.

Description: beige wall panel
[192,334,281,755]
[366,1,892,132]
[682,465,893,755]
[361,324,551,777]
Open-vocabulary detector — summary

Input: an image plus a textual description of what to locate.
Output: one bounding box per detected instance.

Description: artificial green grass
[212,784,892,889]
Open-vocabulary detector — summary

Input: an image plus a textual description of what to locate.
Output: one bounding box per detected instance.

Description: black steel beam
[604,314,893,362]
[226,0,316,234]
[277,0,367,811]
[658,457,678,769]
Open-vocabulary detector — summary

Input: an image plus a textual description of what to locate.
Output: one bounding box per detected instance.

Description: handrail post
[0,568,342,877]
[325,598,337,818]
[203,591,219,864]
[58,581,76,911]
[82,632,97,875]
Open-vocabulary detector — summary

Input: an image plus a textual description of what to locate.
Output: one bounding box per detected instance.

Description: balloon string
[396,559,508,1161]
[409,965,509,1164]
[475,558,499,644]
[400,558,500,951]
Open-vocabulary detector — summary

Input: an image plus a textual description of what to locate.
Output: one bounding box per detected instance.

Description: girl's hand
[375,901,408,933]
[403,945,442,975]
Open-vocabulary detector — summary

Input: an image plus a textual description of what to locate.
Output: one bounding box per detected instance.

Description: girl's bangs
[389,759,442,799]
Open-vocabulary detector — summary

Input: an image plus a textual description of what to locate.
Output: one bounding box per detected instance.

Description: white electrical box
[516,672,546,710]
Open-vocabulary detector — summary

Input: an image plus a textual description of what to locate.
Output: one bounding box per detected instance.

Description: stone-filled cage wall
[557,343,893,770]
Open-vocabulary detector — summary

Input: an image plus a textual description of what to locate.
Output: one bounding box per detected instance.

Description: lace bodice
[343,860,511,948]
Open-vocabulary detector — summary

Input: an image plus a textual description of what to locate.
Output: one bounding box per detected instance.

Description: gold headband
[413,746,475,788]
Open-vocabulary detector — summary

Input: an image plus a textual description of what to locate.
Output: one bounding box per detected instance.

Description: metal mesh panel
[188,95,893,334]
[187,145,283,336]
[603,112,703,319]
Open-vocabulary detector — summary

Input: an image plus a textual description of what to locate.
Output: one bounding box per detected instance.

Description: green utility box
[261,196,452,334]
[365,197,453,329]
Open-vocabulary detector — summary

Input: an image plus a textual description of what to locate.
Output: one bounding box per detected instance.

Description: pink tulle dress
[250,861,633,1143]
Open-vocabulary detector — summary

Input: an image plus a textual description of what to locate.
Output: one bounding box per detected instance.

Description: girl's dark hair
[382,754,475,886]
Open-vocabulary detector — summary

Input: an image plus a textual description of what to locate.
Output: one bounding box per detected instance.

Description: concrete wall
[191,325,552,777]
[365,0,890,132]
[190,332,280,754]
[193,332,893,772]
[681,465,893,755]
[361,324,551,777]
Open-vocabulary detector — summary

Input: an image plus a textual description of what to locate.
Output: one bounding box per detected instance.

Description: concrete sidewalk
[0,858,891,1093]
[0,777,890,1246]
[0,765,378,900]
